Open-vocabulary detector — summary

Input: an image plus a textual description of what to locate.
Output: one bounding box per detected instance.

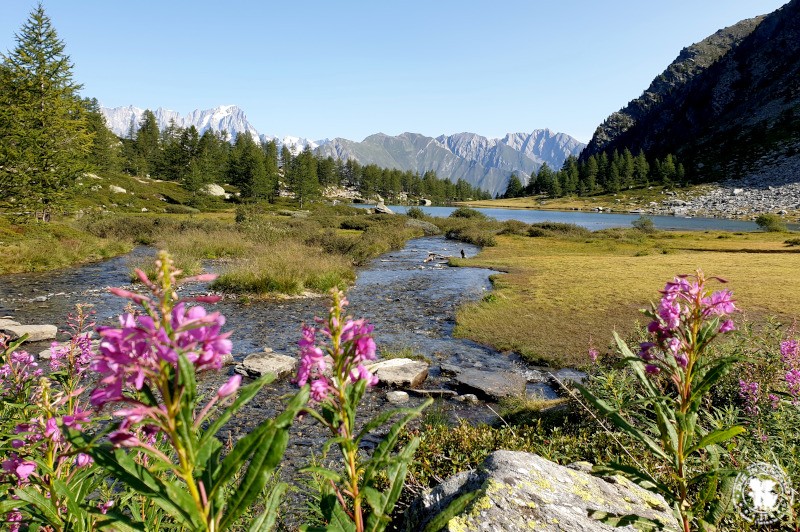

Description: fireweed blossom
[295,290,378,404]
[89,252,233,443]
[637,271,737,390]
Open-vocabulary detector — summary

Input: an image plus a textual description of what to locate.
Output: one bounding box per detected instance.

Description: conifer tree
[0,3,93,219]
[503,174,524,198]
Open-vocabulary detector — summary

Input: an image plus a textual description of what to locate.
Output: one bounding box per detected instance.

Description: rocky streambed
[0,235,581,523]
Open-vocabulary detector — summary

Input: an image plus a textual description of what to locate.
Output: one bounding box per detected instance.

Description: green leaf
[87,444,202,527]
[421,490,479,532]
[298,466,342,484]
[575,383,668,460]
[175,350,198,462]
[219,386,308,531]
[15,486,63,526]
[246,482,287,532]
[686,426,745,456]
[94,513,148,532]
[200,374,273,446]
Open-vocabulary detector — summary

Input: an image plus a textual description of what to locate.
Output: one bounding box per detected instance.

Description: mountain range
[101,105,584,197]
[101,105,326,153]
[317,131,584,196]
[582,0,800,183]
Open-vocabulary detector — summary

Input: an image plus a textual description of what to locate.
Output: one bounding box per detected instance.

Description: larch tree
[0,3,93,220]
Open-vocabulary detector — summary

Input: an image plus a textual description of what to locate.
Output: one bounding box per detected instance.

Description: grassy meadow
[450,225,800,367]
[460,184,715,214]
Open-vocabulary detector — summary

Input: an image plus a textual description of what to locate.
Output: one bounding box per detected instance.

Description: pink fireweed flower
[349,364,379,386]
[109,430,142,448]
[91,302,231,407]
[310,378,331,402]
[781,339,799,364]
[785,368,800,400]
[43,417,60,441]
[588,347,599,363]
[645,364,661,375]
[217,375,241,398]
[74,453,93,468]
[739,379,761,416]
[296,325,326,386]
[701,289,737,317]
[719,320,736,333]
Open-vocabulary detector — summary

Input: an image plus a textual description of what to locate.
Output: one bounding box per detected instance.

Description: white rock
[0,318,21,328]
[386,391,410,404]
[237,351,298,379]
[367,358,429,387]
[2,324,58,343]
[201,183,227,197]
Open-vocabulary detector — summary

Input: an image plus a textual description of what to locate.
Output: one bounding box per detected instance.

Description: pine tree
[135,110,160,176]
[0,3,93,219]
[503,174,524,198]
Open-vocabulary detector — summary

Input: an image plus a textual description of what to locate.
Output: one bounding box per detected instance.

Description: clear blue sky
[1,1,789,143]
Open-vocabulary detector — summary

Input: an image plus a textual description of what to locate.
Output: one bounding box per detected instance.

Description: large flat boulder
[406,450,679,531]
[452,367,526,401]
[367,358,428,388]
[236,351,298,379]
[1,324,58,343]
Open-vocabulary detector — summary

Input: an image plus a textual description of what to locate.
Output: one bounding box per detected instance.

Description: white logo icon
[734,462,793,525]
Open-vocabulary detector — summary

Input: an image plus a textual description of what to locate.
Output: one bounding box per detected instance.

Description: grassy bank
[80,205,424,296]
[460,184,714,214]
[451,225,800,367]
[0,216,132,274]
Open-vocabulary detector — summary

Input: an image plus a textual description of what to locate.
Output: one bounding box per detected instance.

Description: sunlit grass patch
[455,230,800,367]
[211,241,355,295]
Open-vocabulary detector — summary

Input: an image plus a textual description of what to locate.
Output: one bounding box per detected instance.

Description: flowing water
[0,236,557,405]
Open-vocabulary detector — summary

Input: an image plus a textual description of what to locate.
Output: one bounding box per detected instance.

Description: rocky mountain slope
[317,130,584,197]
[582,0,800,184]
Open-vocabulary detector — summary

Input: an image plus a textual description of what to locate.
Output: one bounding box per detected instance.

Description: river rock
[1,324,58,343]
[405,450,678,532]
[367,358,429,387]
[455,393,479,404]
[386,391,410,404]
[452,367,526,401]
[236,351,298,379]
[0,318,21,328]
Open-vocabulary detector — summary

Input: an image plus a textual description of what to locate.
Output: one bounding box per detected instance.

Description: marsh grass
[0,216,131,274]
[454,229,800,367]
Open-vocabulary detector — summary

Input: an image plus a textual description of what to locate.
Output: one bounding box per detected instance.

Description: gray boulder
[1,324,58,343]
[367,358,429,387]
[406,450,678,531]
[452,367,526,401]
[236,350,298,379]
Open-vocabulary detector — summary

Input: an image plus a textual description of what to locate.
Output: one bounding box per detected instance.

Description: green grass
[453,228,800,367]
[0,216,132,274]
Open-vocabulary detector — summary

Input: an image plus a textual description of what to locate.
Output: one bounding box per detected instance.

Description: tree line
[114,109,491,204]
[502,149,686,199]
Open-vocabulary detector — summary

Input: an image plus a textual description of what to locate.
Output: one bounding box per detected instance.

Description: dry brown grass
[454,230,800,368]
